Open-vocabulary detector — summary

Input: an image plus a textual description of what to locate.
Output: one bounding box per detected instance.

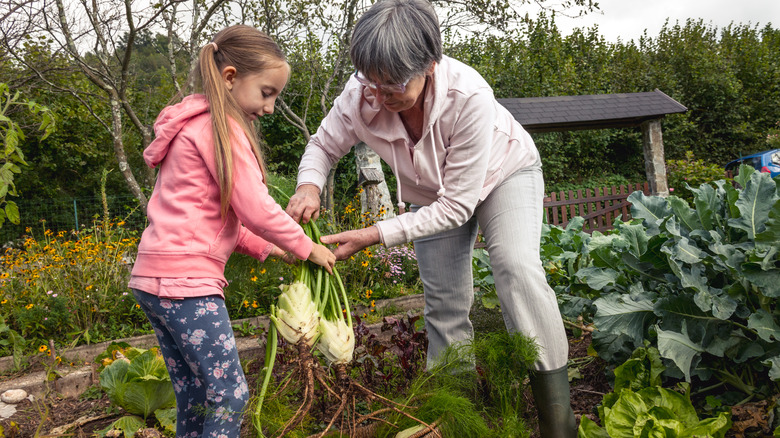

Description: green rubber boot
[529,366,577,438]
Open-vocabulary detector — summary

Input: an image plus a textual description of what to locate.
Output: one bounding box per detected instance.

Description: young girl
[129,25,335,437]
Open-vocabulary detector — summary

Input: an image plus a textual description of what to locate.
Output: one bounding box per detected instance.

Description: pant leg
[132,290,248,438]
[475,166,569,371]
[133,289,203,438]
[412,207,479,370]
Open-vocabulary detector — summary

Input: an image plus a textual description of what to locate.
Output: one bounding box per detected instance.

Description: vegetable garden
[1,165,779,437]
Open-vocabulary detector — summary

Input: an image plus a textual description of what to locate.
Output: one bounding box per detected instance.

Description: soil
[0,312,773,437]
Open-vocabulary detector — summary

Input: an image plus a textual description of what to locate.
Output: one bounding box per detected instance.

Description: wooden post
[641,118,670,196]
[355,142,395,220]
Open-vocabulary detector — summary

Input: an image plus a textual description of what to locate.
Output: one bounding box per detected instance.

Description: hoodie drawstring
[391,146,406,214]
[392,129,445,215]
[430,129,446,198]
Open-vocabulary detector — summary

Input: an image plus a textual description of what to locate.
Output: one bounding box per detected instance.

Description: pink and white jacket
[130,95,312,296]
[297,56,540,247]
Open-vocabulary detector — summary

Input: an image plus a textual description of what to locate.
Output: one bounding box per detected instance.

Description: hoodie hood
[144,94,210,168]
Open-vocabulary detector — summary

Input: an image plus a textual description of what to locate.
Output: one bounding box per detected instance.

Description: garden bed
[0,300,610,437]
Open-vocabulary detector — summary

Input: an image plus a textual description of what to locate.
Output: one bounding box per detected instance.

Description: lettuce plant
[579,346,732,438]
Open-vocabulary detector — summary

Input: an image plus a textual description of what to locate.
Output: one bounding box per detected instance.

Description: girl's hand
[308,243,336,274]
[320,226,381,261]
[286,184,321,224]
[269,245,297,264]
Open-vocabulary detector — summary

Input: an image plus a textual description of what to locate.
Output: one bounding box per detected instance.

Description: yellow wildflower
[38,345,48,353]
[26,304,34,310]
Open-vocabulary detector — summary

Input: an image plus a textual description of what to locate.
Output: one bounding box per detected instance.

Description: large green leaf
[575,266,620,290]
[98,415,145,438]
[728,171,778,239]
[614,221,649,259]
[122,379,176,418]
[100,359,131,403]
[665,258,710,297]
[690,183,719,231]
[763,355,780,381]
[603,390,649,438]
[126,349,169,381]
[577,416,610,438]
[755,201,780,249]
[662,236,705,265]
[628,191,671,235]
[668,196,701,233]
[656,323,705,382]
[748,309,780,343]
[593,294,655,346]
[681,412,732,438]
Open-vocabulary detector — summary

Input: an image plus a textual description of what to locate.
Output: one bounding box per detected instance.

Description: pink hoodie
[297,56,540,247]
[130,95,312,295]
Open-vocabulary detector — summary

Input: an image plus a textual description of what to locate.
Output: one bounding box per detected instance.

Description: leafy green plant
[97,344,176,437]
[666,150,727,203]
[472,248,498,308]
[579,345,732,438]
[766,121,780,149]
[0,82,55,228]
[0,316,28,371]
[582,165,780,401]
[377,331,538,438]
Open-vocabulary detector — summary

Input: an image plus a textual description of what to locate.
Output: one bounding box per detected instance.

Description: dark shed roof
[497,89,687,133]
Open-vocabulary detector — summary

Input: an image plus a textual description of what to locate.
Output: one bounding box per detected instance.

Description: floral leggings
[132,289,248,438]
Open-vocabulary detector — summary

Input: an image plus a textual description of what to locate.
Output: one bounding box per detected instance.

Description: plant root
[311,363,434,438]
[275,342,322,438]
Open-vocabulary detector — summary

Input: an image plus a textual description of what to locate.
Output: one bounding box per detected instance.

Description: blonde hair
[176,25,286,218]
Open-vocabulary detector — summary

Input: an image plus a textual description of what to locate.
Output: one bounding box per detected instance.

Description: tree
[0,0,230,211]
[0,82,54,228]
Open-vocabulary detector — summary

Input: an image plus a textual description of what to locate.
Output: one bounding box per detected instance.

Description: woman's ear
[425,61,436,76]
[221,66,237,91]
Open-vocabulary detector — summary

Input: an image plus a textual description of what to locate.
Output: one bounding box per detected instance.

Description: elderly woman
[285,0,575,435]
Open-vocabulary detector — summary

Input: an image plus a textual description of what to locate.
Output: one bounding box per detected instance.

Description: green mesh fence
[0,195,147,243]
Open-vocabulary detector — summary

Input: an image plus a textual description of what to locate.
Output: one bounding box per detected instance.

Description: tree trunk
[109,95,148,213]
[354,142,395,221]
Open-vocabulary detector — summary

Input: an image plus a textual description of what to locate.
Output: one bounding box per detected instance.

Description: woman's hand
[320,226,381,261]
[308,243,336,274]
[286,184,321,224]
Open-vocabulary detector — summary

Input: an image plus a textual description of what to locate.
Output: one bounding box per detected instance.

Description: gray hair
[350,0,442,84]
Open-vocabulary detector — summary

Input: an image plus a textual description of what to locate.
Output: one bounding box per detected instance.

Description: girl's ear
[221,66,237,91]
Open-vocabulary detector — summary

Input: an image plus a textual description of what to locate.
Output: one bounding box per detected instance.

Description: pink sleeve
[229,126,313,260]
[235,226,274,261]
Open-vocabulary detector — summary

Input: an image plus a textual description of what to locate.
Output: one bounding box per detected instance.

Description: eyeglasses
[354,70,410,94]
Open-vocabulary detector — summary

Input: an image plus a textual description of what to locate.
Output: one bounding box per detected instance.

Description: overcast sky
[549,0,779,43]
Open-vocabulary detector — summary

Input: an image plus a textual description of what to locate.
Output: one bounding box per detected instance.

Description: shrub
[666,151,726,202]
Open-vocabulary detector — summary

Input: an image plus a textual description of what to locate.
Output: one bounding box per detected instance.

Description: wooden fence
[543,182,651,233]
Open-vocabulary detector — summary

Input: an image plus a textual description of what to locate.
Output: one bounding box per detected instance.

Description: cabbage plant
[98,346,176,436]
[570,165,779,399]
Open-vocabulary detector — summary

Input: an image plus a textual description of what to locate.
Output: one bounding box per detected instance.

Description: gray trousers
[414,165,568,371]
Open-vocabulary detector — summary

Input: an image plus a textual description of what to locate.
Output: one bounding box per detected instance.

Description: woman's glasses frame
[353,70,410,94]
